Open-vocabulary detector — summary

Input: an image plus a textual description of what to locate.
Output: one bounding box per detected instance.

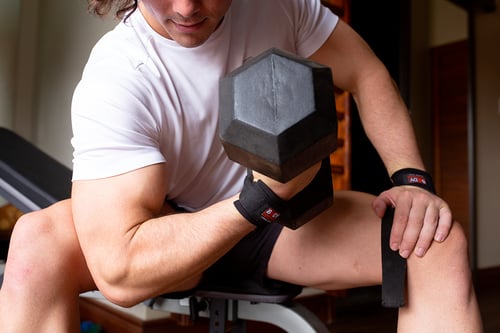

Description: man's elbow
[87,255,148,307]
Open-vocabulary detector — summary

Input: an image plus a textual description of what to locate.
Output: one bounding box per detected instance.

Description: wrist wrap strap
[381,207,407,307]
[234,158,334,229]
[391,168,436,194]
[381,168,435,308]
[234,170,287,228]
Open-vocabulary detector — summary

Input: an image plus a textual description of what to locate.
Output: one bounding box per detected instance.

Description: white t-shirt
[71,0,338,211]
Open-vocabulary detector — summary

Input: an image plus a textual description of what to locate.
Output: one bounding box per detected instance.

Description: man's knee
[10,211,48,249]
[410,221,471,275]
[441,221,470,262]
[413,221,473,294]
[11,205,62,246]
[7,201,74,269]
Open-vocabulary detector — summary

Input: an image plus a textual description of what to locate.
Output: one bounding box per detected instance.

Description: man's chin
[174,36,209,48]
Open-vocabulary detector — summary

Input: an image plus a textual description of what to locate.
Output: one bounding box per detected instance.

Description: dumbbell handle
[234,158,333,230]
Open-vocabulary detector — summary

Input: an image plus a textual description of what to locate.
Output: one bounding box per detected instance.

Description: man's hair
[88,0,138,19]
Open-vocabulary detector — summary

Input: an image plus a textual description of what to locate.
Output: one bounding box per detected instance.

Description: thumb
[371,193,393,218]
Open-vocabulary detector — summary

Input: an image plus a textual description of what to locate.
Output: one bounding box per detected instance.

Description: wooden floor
[327,286,399,333]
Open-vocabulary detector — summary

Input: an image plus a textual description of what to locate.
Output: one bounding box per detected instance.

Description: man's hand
[252,162,321,200]
[372,186,453,258]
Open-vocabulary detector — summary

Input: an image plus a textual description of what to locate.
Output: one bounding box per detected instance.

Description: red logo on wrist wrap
[406,174,427,185]
[261,207,280,223]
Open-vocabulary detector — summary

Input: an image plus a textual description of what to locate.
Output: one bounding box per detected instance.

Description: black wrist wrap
[234,170,287,228]
[234,159,334,229]
[391,168,436,194]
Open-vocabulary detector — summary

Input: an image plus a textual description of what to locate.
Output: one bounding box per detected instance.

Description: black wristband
[391,168,436,194]
[234,170,287,227]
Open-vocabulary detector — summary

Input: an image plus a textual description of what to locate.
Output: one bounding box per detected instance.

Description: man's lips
[172,19,205,33]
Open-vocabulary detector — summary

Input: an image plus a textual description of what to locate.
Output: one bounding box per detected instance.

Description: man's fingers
[399,203,453,258]
[412,207,439,257]
[389,197,411,252]
[396,198,428,258]
[375,187,454,258]
[434,206,453,242]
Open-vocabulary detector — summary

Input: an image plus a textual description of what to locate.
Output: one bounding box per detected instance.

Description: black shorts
[197,222,302,295]
[151,221,301,305]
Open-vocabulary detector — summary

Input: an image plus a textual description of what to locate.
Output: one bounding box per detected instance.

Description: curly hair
[87,0,138,19]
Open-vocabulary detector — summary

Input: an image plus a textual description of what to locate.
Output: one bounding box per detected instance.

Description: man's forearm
[353,68,425,175]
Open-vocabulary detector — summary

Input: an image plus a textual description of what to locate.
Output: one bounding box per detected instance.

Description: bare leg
[0,200,96,332]
[397,222,482,332]
[267,190,483,332]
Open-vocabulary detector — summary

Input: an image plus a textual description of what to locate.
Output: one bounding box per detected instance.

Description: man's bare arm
[309,20,425,175]
[72,163,254,307]
[71,158,319,307]
[309,20,452,257]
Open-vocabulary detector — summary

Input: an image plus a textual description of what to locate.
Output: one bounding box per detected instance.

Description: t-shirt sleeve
[71,62,166,181]
[293,0,339,58]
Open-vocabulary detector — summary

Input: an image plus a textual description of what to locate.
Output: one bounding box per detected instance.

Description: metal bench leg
[151,297,329,333]
[206,298,247,333]
[208,298,226,333]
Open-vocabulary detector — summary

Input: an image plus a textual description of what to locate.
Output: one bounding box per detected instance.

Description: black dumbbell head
[219,48,337,182]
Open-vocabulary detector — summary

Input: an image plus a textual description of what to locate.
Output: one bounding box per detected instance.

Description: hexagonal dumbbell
[219,48,337,182]
[219,48,338,229]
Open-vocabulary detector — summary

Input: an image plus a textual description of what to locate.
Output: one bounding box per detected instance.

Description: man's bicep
[308,20,385,94]
[71,163,168,249]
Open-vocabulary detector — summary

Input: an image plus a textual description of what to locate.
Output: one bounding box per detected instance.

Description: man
[0,0,483,332]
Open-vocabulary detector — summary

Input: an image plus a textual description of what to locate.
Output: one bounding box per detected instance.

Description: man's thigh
[267,190,382,291]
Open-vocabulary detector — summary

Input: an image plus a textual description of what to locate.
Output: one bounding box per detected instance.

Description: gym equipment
[233,158,334,229]
[219,48,338,230]
[381,207,406,307]
[219,48,338,183]
[391,168,436,194]
[149,282,330,332]
[0,128,71,212]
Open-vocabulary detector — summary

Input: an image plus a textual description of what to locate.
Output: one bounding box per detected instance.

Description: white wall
[474,1,500,268]
[33,0,116,167]
[14,0,41,139]
[0,1,20,128]
[0,1,21,207]
[2,0,115,165]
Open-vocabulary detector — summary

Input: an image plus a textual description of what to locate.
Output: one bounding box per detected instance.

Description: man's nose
[172,0,200,18]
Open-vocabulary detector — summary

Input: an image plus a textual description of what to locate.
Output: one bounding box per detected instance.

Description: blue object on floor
[80,320,102,333]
